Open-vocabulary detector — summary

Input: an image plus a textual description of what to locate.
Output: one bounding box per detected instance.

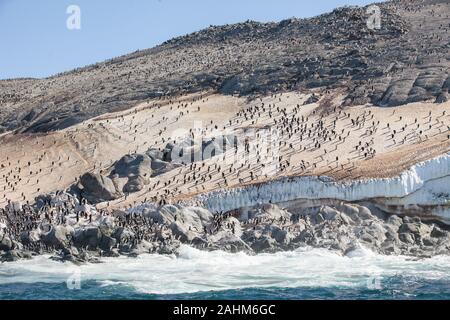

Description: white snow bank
[193,153,450,213]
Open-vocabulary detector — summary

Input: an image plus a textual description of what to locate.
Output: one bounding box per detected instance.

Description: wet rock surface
[1,193,449,263]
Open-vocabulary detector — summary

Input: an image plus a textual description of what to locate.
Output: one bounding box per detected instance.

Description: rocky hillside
[0,0,448,133]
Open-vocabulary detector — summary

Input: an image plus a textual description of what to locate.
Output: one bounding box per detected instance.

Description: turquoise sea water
[1,245,450,300]
[1,278,450,300]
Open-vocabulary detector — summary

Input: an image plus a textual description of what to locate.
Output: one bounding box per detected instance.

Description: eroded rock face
[436,92,449,104]
[80,173,122,203]
[146,148,164,161]
[74,134,239,204]
[76,152,163,203]
[164,134,237,164]
[113,154,153,193]
[0,231,13,251]
[41,225,71,249]
[2,195,450,263]
[151,159,181,175]
[114,154,151,176]
[143,205,213,242]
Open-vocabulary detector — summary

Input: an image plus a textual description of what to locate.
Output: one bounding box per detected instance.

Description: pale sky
[0,0,380,79]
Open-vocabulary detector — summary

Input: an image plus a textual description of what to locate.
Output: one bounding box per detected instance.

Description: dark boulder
[99,235,117,252]
[0,232,13,252]
[146,148,164,161]
[113,154,152,192]
[80,173,121,203]
[435,92,449,103]
[73,227,102,250]
[41,226,70,249]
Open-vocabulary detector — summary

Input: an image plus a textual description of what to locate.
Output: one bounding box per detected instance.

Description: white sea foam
[1,246,450,295]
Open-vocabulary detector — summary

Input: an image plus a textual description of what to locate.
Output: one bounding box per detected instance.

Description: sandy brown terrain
[0,90,449,210]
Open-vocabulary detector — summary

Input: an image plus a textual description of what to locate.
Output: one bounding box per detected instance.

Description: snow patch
[192,153,450,213]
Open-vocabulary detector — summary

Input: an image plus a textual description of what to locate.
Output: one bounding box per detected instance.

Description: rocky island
[0,0,450,264]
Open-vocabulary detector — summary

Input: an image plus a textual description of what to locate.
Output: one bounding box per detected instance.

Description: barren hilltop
[0,0,449,210]
[0,0,448,133]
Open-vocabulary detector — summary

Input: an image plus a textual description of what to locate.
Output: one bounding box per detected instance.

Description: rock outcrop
[112,154,153,193]
[1,0,448,133]
[80,173,122,203]
[76,135,238,204]
[2,195,450,263]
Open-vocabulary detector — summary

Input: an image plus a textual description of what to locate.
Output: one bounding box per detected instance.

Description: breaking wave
[1,245,450,298]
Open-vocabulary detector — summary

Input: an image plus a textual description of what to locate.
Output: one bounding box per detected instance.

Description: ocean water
[1,245,450,300]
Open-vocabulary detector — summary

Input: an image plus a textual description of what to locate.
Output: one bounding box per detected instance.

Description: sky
[0,0,379,80]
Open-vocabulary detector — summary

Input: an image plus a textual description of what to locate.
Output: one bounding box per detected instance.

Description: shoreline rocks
[1,194,450,263]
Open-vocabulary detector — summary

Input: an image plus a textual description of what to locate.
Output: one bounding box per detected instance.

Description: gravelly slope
[0,0,448,133]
